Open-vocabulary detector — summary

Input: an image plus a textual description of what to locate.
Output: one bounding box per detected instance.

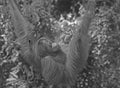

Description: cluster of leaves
[81,0,120,88]
[1,0,120,88]
[0,1,20,88]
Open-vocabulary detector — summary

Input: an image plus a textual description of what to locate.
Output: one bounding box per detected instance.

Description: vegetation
[0,0,120,88]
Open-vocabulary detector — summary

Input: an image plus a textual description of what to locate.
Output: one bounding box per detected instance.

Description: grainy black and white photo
[0,0,120,88]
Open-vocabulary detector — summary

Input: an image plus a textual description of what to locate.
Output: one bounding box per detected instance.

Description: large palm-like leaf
[41,0,96,87]
[9,0,34,38]
[9,0,96,88]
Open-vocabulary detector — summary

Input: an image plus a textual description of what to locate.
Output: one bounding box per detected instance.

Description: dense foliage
[0,0,120,88]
